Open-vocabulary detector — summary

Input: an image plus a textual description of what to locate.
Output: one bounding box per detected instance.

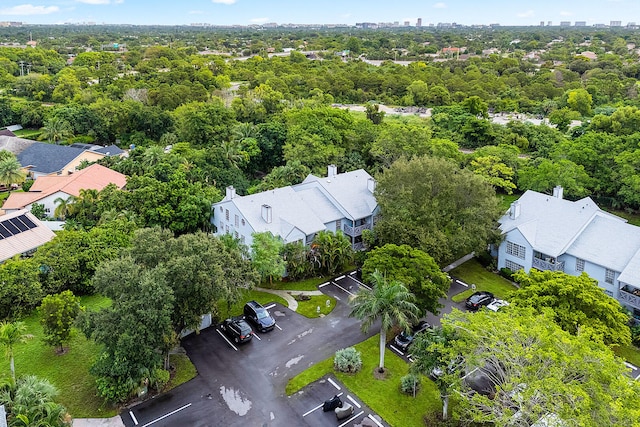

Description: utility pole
[18,61,24,77]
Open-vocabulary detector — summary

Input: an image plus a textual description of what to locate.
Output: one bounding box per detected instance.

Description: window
[219,221,224,230]
[235,215,239,227]
[240,235,245,243]
[605,269,615,284]
[506,241,526,259]
[336,219,341,231]
[604,290,614,297]
[234,231,238,238]
[219,206,223,212]
[505,259,524,272]
[225,209,229,220]
[576,258,585,272]
[225,225,229,233]
[241,219,245,226]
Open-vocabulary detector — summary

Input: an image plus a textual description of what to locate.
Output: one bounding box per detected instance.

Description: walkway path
[255,287,323,311]
[442,252,475,273]
[72,416,125,427]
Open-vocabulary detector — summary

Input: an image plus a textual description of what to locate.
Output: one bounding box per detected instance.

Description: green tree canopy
[251,231,286,285]
[375,156,502,265]
[38,290,83,352]
[362,244,449,315]
[511,269,631,346]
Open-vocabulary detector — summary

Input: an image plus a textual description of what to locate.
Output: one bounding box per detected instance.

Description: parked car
[393,320,431,352]
[465,291,495,311]
[243,300,276,332]
[486,299,510,312]
[220,317,253,343]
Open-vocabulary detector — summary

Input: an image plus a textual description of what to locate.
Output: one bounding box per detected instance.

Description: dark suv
[393,320,431,352]
[465,291,495,311]
[243,300,276,332]
[220,317,253,343]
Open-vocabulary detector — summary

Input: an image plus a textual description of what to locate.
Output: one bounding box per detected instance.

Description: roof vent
[552,185,563,199]
[327,164,337,178]
[509,201,521,219]
[261,204,272,224]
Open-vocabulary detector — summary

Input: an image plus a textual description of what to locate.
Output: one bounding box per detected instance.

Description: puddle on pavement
[219,385,252,416]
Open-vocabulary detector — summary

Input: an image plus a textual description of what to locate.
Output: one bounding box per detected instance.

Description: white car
[486,299,509,312]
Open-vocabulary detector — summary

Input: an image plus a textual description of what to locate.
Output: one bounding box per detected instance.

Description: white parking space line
[636,372,640,381]
[389,345,404,356]
[275,324,282,331]
[368,414,385,427]
[129,410,139,425]
[302,392,343,417]
[348,275,372,290]
[625,361,637,370]
[328,377,341,390]
[140,403,192,427]
[336,275,346,280]
[454,279,469,287]
[347,395,361,408]
[216,329,238,351]
[265,304,276,310]
[338,410,365,427]
[252,332,262,340]
[319,282,330,288]
[331,281,356,297]
[408,356,415,363]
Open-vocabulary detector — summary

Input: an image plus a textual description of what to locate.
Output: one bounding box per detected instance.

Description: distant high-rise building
[560,21,571,27]
[404,21,410,26]
[417,18,422,27]
[575,21,586,27]
[548,21,553,26]
[611,20,622,27]
[540,21,545,26]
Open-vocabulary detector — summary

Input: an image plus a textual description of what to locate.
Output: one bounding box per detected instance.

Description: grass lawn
[613,344,640,367]
[286,335,441,426]
[0,295,118,418]
[266,265,358,292]
[450,259,518,303]
[294,295,336,318]
[13,128,41,139]
[498,193,520,212]
[167,353,197,389]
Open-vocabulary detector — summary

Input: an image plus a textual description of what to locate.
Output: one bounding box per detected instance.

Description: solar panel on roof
[11,218,28,232]
[19,215,36,229]
[0,224,12,238]
[2,220,20,235]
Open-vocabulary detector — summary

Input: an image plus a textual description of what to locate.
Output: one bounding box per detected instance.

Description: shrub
[400,373,421,395]
[499,267,514,281]
[334,347,362,373]
[632,324,640,347]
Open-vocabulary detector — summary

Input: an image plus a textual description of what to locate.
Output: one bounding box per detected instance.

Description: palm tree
[349,270,419,372]
[39,117,74,145]
[0,321,33,381]
[0,375,69,427]
[53,196,75,220]
[0,156,26,189]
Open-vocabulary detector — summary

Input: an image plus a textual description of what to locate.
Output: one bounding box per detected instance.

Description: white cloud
[517,10,535,18]
[212,0,236,4]
[250,17,268,23]
[76,0,111,4]
[0,4,59,15]
[433,2,446,9]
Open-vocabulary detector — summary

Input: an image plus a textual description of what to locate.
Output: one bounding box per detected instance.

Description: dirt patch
[372,367,388,380]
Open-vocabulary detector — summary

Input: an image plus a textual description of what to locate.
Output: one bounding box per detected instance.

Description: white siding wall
[497,229,533,272]
[213,201,256,248]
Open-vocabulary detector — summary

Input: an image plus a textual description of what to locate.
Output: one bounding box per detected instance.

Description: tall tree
[311,230,353,275]
[0,321,33,381]
[349,271,419,371]
[362,244,449,315]
[53,196,75,220]
[375,156,502,265]
[40,117,74,144]
[0,155,26,189]
[251,232,285,285]
[0,375,70,427]
[511,269,631,346]
[413,308,640,426]
[38,291,83,353]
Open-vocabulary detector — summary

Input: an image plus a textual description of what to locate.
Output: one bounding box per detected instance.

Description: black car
[220,317,253,343]
[243,300,276,332]
[393,320,431,352]
[465,291,495,311]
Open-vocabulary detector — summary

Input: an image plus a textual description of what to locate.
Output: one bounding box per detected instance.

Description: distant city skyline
[0,0,638,27]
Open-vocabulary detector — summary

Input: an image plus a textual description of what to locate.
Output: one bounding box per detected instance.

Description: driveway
[122,296,377,427]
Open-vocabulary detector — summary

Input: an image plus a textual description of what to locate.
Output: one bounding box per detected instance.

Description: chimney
[552,185,563,199]
[367,177,376,193]
[509,201,521,220]
[327,164,338,178]
[261,204,272,223]
[225,185,236,200]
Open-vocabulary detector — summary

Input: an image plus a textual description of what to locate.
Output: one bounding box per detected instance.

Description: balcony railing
[343,222,372,237]
[353,242,365,251]
[619,288,640,310]
[532,257,565,272]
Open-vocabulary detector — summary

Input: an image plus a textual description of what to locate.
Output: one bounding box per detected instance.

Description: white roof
[300,169,377,220]
[499,190,622,257]
[566,215,640,273]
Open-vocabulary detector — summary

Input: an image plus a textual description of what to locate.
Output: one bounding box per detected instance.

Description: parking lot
[122,289,379,427]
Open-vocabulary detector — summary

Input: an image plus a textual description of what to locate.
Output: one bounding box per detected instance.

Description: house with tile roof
[0,209,55,262]
[2,164,127,218]
[212,165,378,250]
[497,186,640,319]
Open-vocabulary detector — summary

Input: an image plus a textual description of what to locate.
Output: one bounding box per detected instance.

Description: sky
[0,0,639,26]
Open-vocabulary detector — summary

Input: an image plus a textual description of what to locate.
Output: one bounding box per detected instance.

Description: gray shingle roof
[17,143,86,175]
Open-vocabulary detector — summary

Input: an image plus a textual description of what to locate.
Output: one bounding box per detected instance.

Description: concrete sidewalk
[72,416,125,427]
[255,286,323,311]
